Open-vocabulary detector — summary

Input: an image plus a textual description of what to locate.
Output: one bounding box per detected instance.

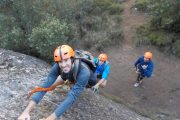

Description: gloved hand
[92,85,99,93]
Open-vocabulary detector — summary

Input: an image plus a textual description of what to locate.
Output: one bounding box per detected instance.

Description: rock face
[0,49,151,120]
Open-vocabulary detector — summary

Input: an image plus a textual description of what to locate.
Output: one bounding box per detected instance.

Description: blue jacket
[32,62,96,118]
[94,58,110,80]
[134,56,154,78]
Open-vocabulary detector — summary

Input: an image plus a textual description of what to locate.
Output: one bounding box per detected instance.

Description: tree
[29,16,70,61]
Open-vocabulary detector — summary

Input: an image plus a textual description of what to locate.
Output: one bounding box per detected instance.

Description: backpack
[73,50,96,81]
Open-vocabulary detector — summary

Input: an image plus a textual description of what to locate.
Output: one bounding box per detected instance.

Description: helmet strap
[59,46,63,61]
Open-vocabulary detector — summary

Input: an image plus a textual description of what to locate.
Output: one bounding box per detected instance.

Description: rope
[28,80,73,97]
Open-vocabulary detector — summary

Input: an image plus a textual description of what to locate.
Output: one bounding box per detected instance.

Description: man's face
[144,57,150,62]
[58,58,72,73]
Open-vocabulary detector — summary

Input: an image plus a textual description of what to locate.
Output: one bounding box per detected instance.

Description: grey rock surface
[0,49,151,120]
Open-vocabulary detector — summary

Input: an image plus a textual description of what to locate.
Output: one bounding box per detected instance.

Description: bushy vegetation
[0,14,25,52]
[136,24,180,57]
[94,0,123,14]
[0,0,123,61]
[174,40,180,57]
[148,0,180,32]
[29,16,70,61]
[134,0,149,11]
[135,0,180,57]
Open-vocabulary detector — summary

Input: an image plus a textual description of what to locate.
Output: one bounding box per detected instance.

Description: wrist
[96,84,100,87]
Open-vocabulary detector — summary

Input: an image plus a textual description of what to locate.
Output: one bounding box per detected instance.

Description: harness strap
[73,58,81,81]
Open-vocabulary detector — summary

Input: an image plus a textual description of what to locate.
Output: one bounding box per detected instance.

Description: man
[134,52,154,87]
[18,45,97,120]
[92,53,110,92]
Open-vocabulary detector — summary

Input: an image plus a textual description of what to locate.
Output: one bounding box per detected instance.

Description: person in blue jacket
[134,52,154,87]
[18,45,97,120]
[92,53,110,92]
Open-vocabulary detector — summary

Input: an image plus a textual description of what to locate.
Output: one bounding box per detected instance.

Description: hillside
[0,49,150,120]
[103,0,180,120]
[0,0,180,120]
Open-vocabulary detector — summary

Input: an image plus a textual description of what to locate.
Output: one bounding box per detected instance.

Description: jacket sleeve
[54,66,90,118]
[102,64,110,80]
[32,63,60,104]
[94,57,98,64]
[134,57,141,67]
[144,62,154,78]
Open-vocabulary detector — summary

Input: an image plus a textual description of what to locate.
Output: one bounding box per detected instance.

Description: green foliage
[11,0,46,34]
[83,28,123,51]
[148,0,180,32]
[93,30,121,51]
[136,0,180,57]
[45,0,83,22]
[148,32,171,46]
[135,25,151,45]
[134,0,149,11]
[29,16,70,60]
[108,29,123,45]
[0,0,48,53]
[69,0,123,51]
[112,15,122,24]
[174,40,180,57]
[2,27,24,49]
[94,0,123,14]
[81,16,103,31]
[135,0,180,32]
[135,24,180,57]
[136,24,171,46]
[108,3,123,14]
[0,14,26,51]
[94,0,113,10]
[0,0,123,62]
[0,0,12,6]
[82,32,109,51]
[80,0,123,48]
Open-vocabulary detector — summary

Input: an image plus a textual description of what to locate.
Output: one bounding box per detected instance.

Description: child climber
[134,52,154,87]
[92,53,110,92]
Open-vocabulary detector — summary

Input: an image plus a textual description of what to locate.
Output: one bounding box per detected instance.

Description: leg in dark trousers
[137,73,144,84]
[134,73,145,87]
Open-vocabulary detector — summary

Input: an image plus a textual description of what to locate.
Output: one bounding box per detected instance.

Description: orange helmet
[54,45,75,62]
[144,52,152,59]
[98,53,108,62]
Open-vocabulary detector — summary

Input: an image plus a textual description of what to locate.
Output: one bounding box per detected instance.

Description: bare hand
[136,70,140,74]
[135,68,140,73]
[17,112,30,120]
[39,118,46,120]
